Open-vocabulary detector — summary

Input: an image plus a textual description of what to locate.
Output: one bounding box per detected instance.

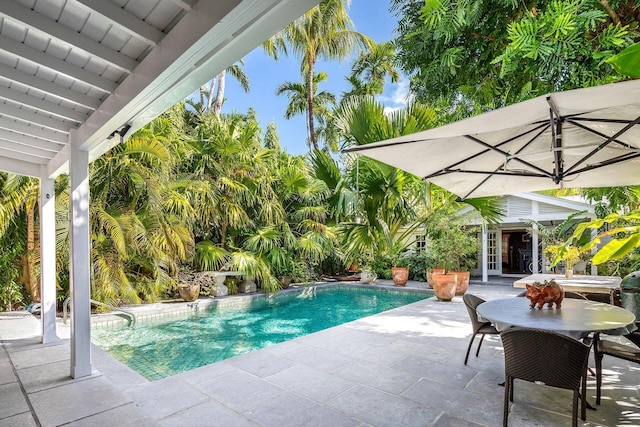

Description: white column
[69,130,92,378]
[591,228,598,276]
[532,224,539,274]
[39,170,58,343]
[482,222,488,282]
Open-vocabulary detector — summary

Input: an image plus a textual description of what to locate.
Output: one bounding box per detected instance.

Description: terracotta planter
[391,267,409,286]
[432,273,457,301]
[178,283,200,302]
[426,268,446,288]
[450,271,470,295]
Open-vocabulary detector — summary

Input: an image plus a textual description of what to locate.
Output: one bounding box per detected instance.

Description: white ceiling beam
[72,0,164,46]
[0,139,56,159]
[0,103,73,133]
[0,35,117,93]
[0,63,100,110]
[0,3,137,73]
[72,0,244,153]
[0,116,67,143]
[0,128,64,151]
[0,86,87,123]
[0,148,48,165]
[0,156,41,177]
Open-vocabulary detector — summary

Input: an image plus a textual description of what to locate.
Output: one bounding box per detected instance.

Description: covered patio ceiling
[0,0,319,179]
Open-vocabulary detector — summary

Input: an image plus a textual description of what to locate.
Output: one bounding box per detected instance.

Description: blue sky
[218,0,409,155]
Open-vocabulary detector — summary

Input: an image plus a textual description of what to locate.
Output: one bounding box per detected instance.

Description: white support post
[69,130,92,378]
[532,224,539,274]
[39,170,58,343]
[482,222,488,282]
[591,229,598,276]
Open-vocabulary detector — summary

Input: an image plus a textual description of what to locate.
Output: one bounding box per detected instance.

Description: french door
[487,230,502,275]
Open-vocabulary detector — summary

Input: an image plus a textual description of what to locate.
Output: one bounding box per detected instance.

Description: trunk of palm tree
[206,77,216,113]
[306,69,318,150]
[221,221,228,250]
[213,70,226,118]
[26,203,39,302]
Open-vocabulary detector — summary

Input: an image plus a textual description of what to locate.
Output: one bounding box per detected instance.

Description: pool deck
[2,279,639,426]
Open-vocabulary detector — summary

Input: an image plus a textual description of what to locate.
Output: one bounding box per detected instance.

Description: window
[415,235,426,252]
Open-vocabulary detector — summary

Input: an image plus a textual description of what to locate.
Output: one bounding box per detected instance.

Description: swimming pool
[91,285,430,380]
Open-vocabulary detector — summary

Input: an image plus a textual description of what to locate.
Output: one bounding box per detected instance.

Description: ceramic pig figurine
[525,282,565,309]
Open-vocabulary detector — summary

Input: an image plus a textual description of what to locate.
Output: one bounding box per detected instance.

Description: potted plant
[545,244,584,279]
[391,254,410,286]
[427,215,479,299]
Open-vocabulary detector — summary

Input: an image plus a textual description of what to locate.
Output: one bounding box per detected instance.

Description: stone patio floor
[1,280,639,426]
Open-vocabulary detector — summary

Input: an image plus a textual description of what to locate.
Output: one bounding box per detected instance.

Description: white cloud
[378,75,414,115]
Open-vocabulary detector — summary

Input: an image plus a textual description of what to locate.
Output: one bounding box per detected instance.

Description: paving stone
[327,384,440,427]
[0,382,30,420]
[159,400,256,427]
[29,376,131,427]
[246,392,358,427]
[125,376,208,421]
[0,412,37,427]
[65,403,159,427]
[266,363,355,403]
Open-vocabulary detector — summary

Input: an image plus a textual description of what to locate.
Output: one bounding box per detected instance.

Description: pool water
[91,286,429,380]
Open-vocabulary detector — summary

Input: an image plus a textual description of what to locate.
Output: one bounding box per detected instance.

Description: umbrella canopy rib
[465,134,554,178]
[564,115,640,175]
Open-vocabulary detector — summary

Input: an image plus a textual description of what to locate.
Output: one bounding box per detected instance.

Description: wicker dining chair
[462,293,499,365]
[594,327,640,404]
[500,327,592,427]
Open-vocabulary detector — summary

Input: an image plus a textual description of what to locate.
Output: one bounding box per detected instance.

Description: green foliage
[427,208,479,272]
[0,216,27,311]
[572,212,640,265]
[392,0,638,110]
[399,250,434,281]
[607,42,640,77]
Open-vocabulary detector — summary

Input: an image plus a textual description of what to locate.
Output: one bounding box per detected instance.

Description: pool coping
[90,281,434,329]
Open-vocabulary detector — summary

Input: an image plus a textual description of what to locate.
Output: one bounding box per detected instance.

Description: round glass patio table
[477,297,637,340]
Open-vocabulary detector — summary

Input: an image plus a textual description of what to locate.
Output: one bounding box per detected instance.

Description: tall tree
[392,0,639,110]
[276,71,337,149]
[273,0,372,150]
[343,40,400,98]
[192,61,250,116]
[0,174,40,302]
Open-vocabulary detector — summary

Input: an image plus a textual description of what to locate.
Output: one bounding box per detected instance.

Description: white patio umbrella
[344,79,640,198]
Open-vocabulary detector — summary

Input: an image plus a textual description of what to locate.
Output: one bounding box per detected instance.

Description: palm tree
[87,116,195,304]
[272,0,372,150]
[276,71,337,149]
[191,61,250,116]
[0,174,40,302]
[330,96,501,268]
[344,40,399,98]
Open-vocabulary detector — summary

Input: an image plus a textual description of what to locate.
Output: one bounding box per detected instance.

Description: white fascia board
[513,192,595,214]
[0,156,41,177]
[72,0,318,157]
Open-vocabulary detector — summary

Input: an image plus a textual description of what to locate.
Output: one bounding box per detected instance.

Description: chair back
[463,293,489,333]
[501,327,590,391]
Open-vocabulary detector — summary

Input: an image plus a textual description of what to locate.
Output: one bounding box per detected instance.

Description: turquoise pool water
[91,286,429,380]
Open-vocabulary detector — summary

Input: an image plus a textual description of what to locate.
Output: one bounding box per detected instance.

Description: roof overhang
[0,0,319,179]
